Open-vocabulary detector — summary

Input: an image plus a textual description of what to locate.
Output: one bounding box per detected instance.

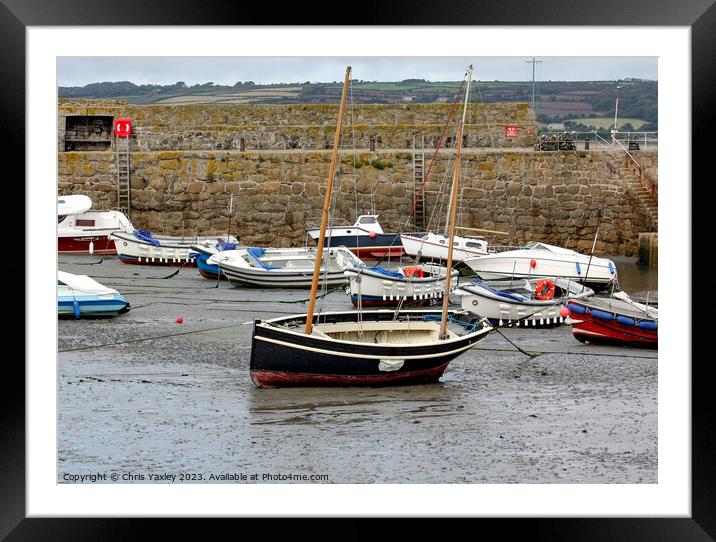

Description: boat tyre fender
[534,279,555,301]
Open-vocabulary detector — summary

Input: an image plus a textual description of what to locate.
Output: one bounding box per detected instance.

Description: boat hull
[58,235,117,255]
[223,268,347,288]
[58,294,130,318]
[463,253,615,292]
[345,264,457,308]
[314,233,404,259]
[250,310,491,387]
[400,233,488,262]
[459,289,565,327]
[111,231,231,266]
[195,253,223,279]
[565,301,657,348]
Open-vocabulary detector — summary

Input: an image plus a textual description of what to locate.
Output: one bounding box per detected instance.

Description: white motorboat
[454,277,593,327]
[461,241,618,292]
[110,229,238,266]
[344,263,458,307]
[58,195,134,255]
[58,270,130,318]
[209,245,362,288]
[400,231,490,262]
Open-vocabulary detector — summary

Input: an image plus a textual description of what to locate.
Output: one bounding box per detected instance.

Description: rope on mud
[490,327,541,358]
[472,345,657,360]
[58,259,104,265]
[59,316,282,353]
[155,258,195,279]
[278,286,345,304]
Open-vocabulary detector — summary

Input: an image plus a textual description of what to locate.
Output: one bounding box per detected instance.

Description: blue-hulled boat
[58,271,130,319]
[189,240,240,280]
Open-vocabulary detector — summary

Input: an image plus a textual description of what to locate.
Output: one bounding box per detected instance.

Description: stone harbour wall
[58,148,658,256]
[57,100,538,151]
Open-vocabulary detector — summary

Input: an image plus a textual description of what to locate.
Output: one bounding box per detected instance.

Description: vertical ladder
[412,135,426,231]
[115,134,131,218]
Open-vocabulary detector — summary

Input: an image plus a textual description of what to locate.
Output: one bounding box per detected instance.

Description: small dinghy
[58,195,134,255]
[58,271,130,318]
[454,277,593,327]
[307,214,404,259]
[110,229,238,266]
[209,246,362,288]
[344,263,458,307]
[462,241,618,292]
[189,240,241,280]
[563,291,658,348]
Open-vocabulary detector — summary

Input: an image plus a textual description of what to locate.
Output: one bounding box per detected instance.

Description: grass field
[564,117,649,129]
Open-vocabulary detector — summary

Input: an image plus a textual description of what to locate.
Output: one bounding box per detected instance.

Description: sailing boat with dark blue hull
[249,66,492,388]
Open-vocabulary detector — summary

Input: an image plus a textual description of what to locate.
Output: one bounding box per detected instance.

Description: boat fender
[559,305,571,318]
[530,259,537,269]
[591,309,615,321]
[73,300,80,320]
[608,261,615,274]
[534,279,555,301]
[637,320,658,331]
[378,359,404,372]
[369,231,377,238]
[616,315,636,326]
[566,303,586,314]
[576,262,582,275]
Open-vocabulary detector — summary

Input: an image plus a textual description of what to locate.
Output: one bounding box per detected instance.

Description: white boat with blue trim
[461,241,617,292]
[110,229,238,266]
[209,245,362,288]
[58,271,130,318]
[454,277,593,327]
[344,263,458,307]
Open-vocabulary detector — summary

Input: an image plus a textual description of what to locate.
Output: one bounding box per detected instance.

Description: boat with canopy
[249,65,493,387]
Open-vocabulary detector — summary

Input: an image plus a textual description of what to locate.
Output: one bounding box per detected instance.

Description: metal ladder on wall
[412,135,426,231]
[115,134,131,217]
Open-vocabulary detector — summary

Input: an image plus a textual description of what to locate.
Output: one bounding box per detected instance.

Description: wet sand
[58,255,657,484]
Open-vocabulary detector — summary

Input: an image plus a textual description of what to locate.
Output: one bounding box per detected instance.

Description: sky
[57,57,657,87]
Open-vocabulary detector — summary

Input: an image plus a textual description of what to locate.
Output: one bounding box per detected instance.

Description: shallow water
[57,255,657,484]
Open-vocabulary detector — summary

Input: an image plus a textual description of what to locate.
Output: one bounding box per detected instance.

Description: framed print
[6,0,714,538]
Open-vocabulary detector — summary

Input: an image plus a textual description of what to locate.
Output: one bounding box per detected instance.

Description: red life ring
[534,279,555,300]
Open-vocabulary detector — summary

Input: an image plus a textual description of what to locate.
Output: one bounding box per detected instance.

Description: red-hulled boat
[58,195,134,255]
[563,292,657,348]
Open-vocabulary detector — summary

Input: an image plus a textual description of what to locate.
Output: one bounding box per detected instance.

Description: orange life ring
[403,266,425,278]
[534,279,555,300]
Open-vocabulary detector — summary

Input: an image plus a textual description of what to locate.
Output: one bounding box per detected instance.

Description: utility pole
[525,57,542,113]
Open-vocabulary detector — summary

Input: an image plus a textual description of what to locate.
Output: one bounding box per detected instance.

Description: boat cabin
[352,215,384,234]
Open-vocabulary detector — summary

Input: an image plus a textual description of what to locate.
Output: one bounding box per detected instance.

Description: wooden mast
[305,66,351,335]
[440,65,472,339]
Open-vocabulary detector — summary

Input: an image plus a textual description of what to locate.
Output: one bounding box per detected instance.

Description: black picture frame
[6,0,713,538]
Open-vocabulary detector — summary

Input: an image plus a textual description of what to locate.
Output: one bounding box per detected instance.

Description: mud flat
[57,255,657,484]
